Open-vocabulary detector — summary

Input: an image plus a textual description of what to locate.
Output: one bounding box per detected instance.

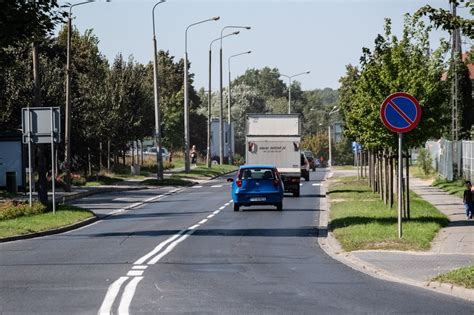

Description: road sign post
[380,92,421,238]
[22,107,61,211]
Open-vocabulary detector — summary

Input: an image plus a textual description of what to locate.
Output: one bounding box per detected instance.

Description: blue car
[228,165,284,211]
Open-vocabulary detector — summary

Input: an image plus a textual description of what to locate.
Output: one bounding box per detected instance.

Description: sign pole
[398,132,403,238]
[50,108,56,214]
[27,107,33,207]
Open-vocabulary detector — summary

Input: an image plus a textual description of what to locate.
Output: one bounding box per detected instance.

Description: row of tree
[337,1,473,213]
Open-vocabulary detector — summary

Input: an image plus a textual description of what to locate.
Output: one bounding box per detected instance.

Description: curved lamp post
[152,0,166,180]
[219,25,251,164]
[207,31,240,167]
[184,16,220,172]
[227,50,251,165]
[280,71,310,114]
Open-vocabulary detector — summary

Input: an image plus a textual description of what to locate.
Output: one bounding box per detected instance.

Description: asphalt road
[0,170,473,314]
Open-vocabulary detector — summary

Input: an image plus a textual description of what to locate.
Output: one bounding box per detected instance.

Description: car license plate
[250,197,266,202]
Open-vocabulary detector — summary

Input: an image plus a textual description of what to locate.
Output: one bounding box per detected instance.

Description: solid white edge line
[134,231,185,265]
[98,276,129,315]
[117,276,144,315]
[147,232,192,265]
[126,270,144,276]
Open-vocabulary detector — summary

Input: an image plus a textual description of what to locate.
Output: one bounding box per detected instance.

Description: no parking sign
[379,92,421,239]
[380,92,421,133]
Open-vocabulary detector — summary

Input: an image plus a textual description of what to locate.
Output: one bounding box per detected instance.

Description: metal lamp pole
[280,71,310,114]
[184,16,220,173]
[227,50,251,165]
[328,106,339,167]
[64,0,94,192]
[219,25,251,165]
[207,31,240,167]
[152,0,166,180]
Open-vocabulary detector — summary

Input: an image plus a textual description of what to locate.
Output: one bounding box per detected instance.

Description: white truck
[245,114,302,197]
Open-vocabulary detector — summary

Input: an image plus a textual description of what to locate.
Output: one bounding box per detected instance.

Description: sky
[58,0,472,91]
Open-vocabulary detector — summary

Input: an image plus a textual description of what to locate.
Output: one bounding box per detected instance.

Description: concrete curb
[318,170,474,302]
[0,214,98,243]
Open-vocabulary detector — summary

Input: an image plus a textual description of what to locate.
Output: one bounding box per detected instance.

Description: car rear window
[239,168,275,180]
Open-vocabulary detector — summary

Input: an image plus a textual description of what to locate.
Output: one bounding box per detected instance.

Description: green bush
[164,161,175,170]
[232,153,245,166]
[416,148,433,175]
[0,201,47,221]
[72,174,87,186]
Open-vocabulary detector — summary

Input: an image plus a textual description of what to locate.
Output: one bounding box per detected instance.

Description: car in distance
[301,153,310,181]
[303,150,316,171]
[228,165,284,211]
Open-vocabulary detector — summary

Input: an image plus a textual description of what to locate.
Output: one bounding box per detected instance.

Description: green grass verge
[85,175,124,186]
[432,178,465,199]
[328,176,449,251]
[332,165,356,171]
[0,204,93,238]
[140,177,195,186]
[171,164,237,179]
[433,265,474,289]
[409,165,437,181]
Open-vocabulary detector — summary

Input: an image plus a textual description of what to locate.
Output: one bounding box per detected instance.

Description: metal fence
[462,141,474,181]
[425,139,462,181]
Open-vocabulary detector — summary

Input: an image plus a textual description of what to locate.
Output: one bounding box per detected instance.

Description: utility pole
[451,1,462,178]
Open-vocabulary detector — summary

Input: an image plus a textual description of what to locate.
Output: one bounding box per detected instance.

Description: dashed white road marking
[117,276,143,315]
[99,193,233,314]
[132,265,147,270]
[211,185,223,188]
[127,270,144,276]
[312,183,321,186]
[300,183,303,186]
[192,185,203,189]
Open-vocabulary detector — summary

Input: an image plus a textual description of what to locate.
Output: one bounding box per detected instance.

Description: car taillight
[291,178,300,183]
[236,179,242,187]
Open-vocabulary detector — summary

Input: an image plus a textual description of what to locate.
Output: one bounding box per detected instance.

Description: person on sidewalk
[190,145,198,167]
[463,181,473,220]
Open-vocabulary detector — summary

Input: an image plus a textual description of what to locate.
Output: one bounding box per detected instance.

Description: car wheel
[233,204,240,212]
[276,203,283,211]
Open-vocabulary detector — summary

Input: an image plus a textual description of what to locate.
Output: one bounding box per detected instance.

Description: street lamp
[207,31,240,168]
[280,71,310,114]
[328,106,339,167]
[227,50,251,165]
[152,0,166,181]
[184,16,220,173]
[219,25,251,165]
[64,0,95,192]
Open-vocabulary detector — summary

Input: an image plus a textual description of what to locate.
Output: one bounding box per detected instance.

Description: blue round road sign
[380,92,421,133]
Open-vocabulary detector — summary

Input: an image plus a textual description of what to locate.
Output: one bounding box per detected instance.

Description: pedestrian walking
[190,145,198,167]
[463,180,473,220]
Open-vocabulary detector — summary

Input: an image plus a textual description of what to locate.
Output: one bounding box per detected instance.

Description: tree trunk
[389,152,394,208]
[88,147,92,176]
[107,140,111,172]
[99,142,103,173]
[406,149,410,220]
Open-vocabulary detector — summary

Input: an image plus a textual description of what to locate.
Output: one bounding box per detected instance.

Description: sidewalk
[319,169,474,301]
